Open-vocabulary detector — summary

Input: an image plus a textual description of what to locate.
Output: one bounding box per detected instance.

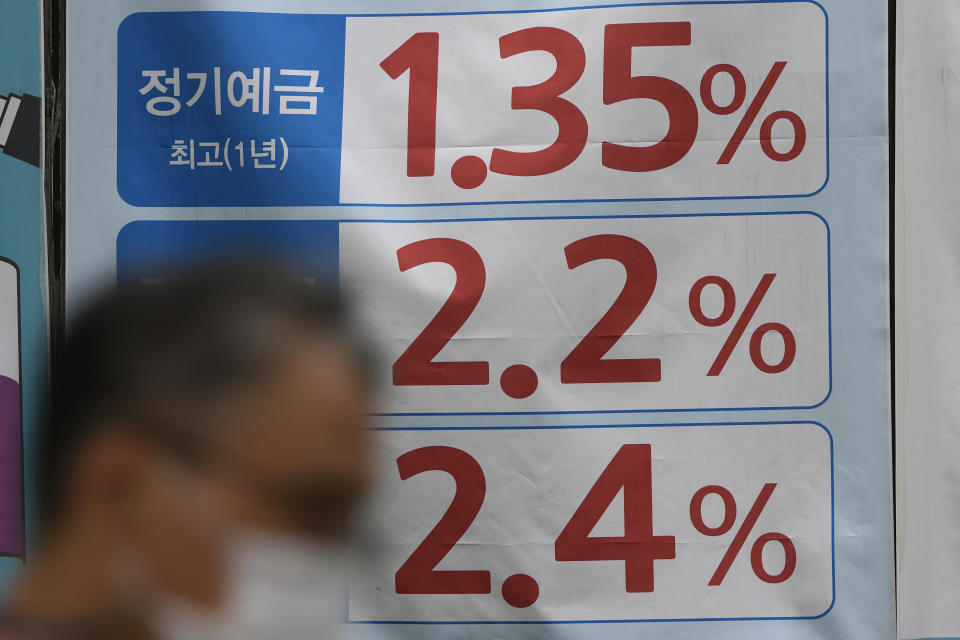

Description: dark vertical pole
[42,0,64,396]
[888,0,897,595]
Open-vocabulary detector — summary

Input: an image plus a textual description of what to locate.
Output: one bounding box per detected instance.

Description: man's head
[39,262,373,613]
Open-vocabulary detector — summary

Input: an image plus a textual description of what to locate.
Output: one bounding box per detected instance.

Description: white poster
[897,2,960,639]
[66,1,892,637]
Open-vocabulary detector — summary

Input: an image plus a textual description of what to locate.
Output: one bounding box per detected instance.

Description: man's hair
[39,260,366,525]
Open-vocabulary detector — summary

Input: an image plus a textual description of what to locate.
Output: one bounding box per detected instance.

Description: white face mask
[155,529,348,640]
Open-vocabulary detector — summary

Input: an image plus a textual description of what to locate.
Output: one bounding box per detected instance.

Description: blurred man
[1,263,373,639]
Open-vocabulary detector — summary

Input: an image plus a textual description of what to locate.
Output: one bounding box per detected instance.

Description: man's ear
[67,427,154,532]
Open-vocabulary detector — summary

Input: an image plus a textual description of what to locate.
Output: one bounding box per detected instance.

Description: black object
[0,93,41,168]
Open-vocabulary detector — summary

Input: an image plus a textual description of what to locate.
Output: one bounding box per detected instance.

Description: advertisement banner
[0,0,47,565]
[897,2,960,639]
[66,1,891,637]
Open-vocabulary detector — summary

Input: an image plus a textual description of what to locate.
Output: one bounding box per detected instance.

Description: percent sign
[689,273,797,375]
[690,483,797,585]
[701,62,806,164]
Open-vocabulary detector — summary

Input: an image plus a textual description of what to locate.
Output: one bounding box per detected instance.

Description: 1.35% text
[382,23,806,189]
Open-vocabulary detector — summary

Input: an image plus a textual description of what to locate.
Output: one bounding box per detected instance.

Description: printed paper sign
[66,0,891,638]
[897,2,960,639]
[340,213,830,414]
[350,422,833,623]
[118,213,831,415]
[0,260,22,558]
[0,0,43,563]
[115,2,826,206]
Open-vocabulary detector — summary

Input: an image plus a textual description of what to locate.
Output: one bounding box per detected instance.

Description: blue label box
[117,220,339,284]
[117,12,346,207]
